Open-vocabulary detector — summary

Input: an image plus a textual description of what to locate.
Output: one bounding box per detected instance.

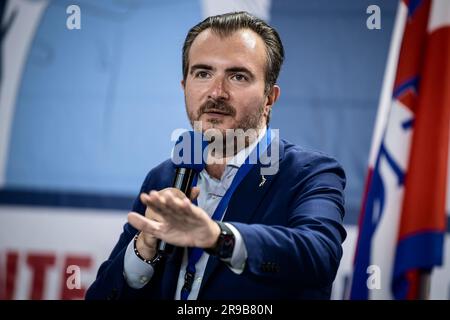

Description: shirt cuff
[223,222,247,274]
[123,238,155,289]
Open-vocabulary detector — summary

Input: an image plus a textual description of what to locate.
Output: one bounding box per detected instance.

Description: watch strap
[205,221,235,259]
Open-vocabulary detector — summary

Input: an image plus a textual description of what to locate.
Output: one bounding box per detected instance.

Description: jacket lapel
[160,246,183,299]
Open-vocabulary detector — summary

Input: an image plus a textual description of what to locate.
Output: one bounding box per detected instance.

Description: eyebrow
[190,64,213,73]
[190,64,255,80]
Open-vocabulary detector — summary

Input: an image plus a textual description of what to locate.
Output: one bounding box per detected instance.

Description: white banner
[0,206,125,300]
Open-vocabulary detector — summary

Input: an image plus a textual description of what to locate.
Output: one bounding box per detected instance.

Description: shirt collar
[226,126,267,169]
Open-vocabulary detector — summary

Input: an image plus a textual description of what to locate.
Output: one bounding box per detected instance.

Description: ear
[267,85,280,106]
[264,85,281,115]
[181,79,185,91]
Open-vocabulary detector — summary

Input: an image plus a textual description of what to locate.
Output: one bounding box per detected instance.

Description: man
[86,11,346,300]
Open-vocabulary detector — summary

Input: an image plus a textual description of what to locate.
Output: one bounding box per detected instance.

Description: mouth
[203,110,231,117]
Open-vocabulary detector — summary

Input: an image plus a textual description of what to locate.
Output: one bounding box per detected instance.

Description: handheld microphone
[157,131,208,255]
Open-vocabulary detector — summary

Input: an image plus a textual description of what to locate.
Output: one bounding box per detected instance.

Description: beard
[185,98,266,157]
[186,99,265,132]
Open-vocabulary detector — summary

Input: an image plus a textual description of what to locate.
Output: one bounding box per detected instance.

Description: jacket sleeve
[85,171,157,300]
[231,155,347,288]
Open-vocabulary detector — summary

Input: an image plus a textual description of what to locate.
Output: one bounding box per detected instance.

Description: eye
[195,71,211,79]
[231,73,248,82]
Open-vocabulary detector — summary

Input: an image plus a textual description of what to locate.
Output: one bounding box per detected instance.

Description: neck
[206,163,226,180]
[204,125,266,179]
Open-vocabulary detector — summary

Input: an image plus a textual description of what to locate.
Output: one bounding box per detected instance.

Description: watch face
[223,235,234,247]
[219,233,235,259]
[209,222,236,259]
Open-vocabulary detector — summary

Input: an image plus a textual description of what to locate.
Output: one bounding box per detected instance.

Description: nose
[208,76,229,100]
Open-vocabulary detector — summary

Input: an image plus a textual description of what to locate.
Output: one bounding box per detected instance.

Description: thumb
[127,211,147,231]
[190,186,200,201]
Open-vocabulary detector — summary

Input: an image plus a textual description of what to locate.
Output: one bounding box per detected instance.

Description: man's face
[183,28,272,134]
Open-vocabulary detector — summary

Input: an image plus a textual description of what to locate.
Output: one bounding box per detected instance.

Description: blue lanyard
[180,128,272,300]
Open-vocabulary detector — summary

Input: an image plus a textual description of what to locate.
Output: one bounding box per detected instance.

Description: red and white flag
[350,0,449,299]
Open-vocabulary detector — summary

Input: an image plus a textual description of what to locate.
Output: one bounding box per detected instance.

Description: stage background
[0,0,448,299]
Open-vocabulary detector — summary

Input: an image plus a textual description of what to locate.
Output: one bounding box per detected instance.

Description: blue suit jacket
[86,139,346,300]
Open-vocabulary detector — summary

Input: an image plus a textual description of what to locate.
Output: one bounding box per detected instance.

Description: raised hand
[128,187,219,250]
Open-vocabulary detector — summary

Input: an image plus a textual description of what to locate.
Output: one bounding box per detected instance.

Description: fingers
[141,192,164,215]
[160,187,185,199]
[157,192,193,224]
[141,190,194,219]
[140,191,166,209]
[145,207,164,222]
[190,186,200,201]
[128,212,163,237]
[165,193,191,211]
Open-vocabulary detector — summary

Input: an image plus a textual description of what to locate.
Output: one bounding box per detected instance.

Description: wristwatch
[205,221,235,259]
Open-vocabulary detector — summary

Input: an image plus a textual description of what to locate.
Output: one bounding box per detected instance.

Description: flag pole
[418,271,431,299]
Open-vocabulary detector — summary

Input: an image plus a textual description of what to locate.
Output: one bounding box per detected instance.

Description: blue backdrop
[1,0,398,225]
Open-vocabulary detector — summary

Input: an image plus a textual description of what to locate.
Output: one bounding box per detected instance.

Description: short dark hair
[182,11,284,94]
